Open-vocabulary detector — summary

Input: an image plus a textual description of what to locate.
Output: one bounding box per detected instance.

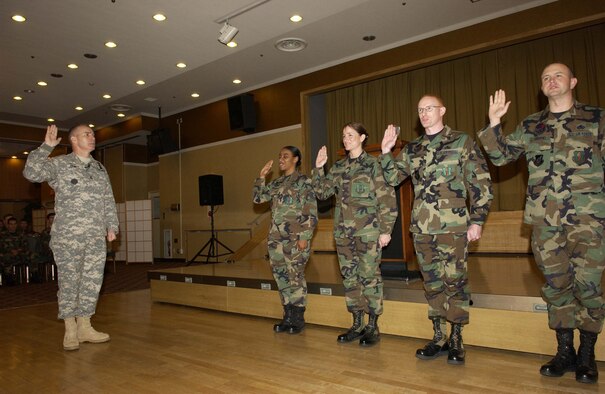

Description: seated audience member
[0,217,29,285]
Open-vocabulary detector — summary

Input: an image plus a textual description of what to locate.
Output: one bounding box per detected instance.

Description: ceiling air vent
[274,38,307,52]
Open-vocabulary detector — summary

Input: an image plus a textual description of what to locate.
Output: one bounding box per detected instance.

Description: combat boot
[76,316,110,343]
[359,314,380,346]
[447,323,465,365]
[274,304,293,333]
[63,317,79,351]
[539,328,576,377]
[416,316,449,360]
[576,330,598,384]
[288,306,306,334]
[337,310,365,343]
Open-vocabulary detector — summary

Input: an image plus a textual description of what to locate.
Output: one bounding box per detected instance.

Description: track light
[218,22,239,45]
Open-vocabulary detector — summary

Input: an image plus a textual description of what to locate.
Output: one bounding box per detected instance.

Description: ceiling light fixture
[11,156,17,159]
[47,118,55,122]
[227,41,237,48]
[232,79,241,84]
[37,81,48,86]
[153,13,166,21]
[176,62,187,68]
[12,15,26,22]
[67,63,78,69]
[13,96,23,101]
[105,41,117,48]
[290,15,302,22]
[218,22,239,45]
[75,106,83,111]
[136,80,146,85]
[23,151,29,155]
[117,113,125,118]
[102,94,112,99]
[191,93,200,98]
[88,124,95,128]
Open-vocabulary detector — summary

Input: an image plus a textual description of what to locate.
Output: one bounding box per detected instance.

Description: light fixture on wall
[218,22,239,45]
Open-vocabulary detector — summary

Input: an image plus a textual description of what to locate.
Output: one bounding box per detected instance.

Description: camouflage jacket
[313,151,397,239]
[478,101,605,226]
[253,171,318,241]
[381,126,493,234]
[0,231,28,266]
[23,144,119,238]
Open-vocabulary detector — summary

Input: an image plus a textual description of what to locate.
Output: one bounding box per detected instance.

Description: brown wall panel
[0,158,39,201]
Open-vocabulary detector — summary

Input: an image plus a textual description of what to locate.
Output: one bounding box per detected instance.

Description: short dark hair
[343,122,369,146]
[68,124,91,140]
[282,146,302,168]
[46,212,56,220]
[7,217,17,224]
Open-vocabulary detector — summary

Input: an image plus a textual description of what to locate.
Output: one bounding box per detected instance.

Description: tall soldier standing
[380,95,493,365]
[479,63,605,384]
[23,124,119,351]
[253,146,317,334]
[313,122,397,346]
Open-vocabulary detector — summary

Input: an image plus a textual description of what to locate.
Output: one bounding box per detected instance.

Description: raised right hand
[315,146,328,168]
[44,125,61,147]
[259,160,273,178]
[381,124,398,154]
[488,89,511,127]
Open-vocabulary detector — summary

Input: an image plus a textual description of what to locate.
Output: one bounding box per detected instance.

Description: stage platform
[149,253,605,361]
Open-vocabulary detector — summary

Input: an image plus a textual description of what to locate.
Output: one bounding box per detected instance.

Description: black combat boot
[273,304,292,333]
[287,306,306,334]
[416,316,449,360]
[539,328,576,377]
[337,310,365,343]
[359,314,380,346]
[447,323,465,365]
[576,330,599,384]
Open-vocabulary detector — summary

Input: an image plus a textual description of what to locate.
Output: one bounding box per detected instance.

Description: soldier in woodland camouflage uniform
[313,122,397,346]
[23,124,119,351]
[479,63,605,384]
[381,95,493,365]
[253,146,318,334]
[0,217,28,285]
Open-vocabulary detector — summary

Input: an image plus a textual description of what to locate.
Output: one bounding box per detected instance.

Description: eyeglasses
[417,105,442,114]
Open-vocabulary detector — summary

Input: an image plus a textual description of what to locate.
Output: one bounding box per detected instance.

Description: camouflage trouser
[413,232,470,324]
[268,237,310,307]
[335,235,383,315]
[51,235,106,320]
[532,224,605,333]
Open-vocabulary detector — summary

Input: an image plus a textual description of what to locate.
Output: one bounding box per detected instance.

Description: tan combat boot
[63,317,79,351]
[76,316,110,343]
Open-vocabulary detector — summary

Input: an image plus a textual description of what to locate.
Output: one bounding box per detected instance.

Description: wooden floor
[1,290,602,393]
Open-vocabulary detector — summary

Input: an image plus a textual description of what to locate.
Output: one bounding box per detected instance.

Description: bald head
[68,124,96,156]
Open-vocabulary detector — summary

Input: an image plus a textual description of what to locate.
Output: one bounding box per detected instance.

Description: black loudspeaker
[198,175,224,206]
[227,93,256,132]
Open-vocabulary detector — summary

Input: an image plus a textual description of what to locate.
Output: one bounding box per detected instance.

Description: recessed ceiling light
[227,41,237,48]
[51,73,63,78]
[88,124,95,128]
[290,15,302,22]
[11,156,17,159]
[37,81,48,86]
[274,37,307,52]
[23,151,29,155]
[13,96,23,101]
[84,53,97,59]
[363,35,376,41]
[117,113,125,118]
[102,94,112,99]
[75,106,83,111]
[47,118,55,122]
[191,93,200,98]
[105,41,117,48]
[153,13,166,21]
[176,62,187,68]
[67,63,78,69]
[12,15,26,22]
[136,80,146,85]
[233,79,241,84]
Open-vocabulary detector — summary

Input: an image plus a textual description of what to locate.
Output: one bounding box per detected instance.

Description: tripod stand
[187,206,234,265]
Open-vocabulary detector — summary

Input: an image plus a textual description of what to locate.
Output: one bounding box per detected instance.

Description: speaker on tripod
[188,175,233,264]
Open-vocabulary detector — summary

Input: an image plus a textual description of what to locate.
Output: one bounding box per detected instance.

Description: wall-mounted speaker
[198,174,224,206]
[227,93,256,132]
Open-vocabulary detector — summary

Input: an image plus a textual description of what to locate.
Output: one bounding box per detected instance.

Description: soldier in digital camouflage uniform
[0,217,29,285]
[253,146,318,334]
[313,122,397,346]
[23,124,119,351]
[479,63,605,384]
[381,95,493,365]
